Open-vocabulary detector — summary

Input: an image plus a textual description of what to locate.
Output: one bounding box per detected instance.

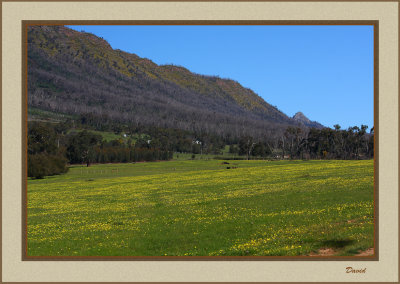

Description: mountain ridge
[27,25,323,140]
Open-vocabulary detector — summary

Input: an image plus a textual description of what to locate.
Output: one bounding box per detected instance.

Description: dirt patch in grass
[356,248,374,256]
[308,239,355,256]
[308,247,374,257]
[309,248,336,256]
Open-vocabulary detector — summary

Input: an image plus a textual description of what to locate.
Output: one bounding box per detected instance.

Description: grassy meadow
[27,159,374,256]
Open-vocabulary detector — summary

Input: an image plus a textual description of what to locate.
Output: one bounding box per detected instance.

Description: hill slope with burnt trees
[27,25,313,140]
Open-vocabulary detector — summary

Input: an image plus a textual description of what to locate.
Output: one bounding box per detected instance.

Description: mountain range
[27,25,323,139]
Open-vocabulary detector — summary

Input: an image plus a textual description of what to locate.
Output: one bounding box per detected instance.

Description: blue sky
[67,25,374,129]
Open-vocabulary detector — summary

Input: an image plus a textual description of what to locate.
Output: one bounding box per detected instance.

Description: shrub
[28,153,68,179]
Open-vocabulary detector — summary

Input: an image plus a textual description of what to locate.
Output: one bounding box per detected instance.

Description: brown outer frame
[21,20,379,262]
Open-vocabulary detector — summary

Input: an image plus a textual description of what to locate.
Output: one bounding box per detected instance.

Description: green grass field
[27,159,374,256]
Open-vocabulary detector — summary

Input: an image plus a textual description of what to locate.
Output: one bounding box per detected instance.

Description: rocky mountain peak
[293,112,311,123]
[292,112,324,129]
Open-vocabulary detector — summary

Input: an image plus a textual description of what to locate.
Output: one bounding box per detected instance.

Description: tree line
[231,125,374,160]
[28,118,373,179]
[28,122,173,178]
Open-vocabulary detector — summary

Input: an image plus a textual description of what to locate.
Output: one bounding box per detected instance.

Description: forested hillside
[27,25,307,140]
